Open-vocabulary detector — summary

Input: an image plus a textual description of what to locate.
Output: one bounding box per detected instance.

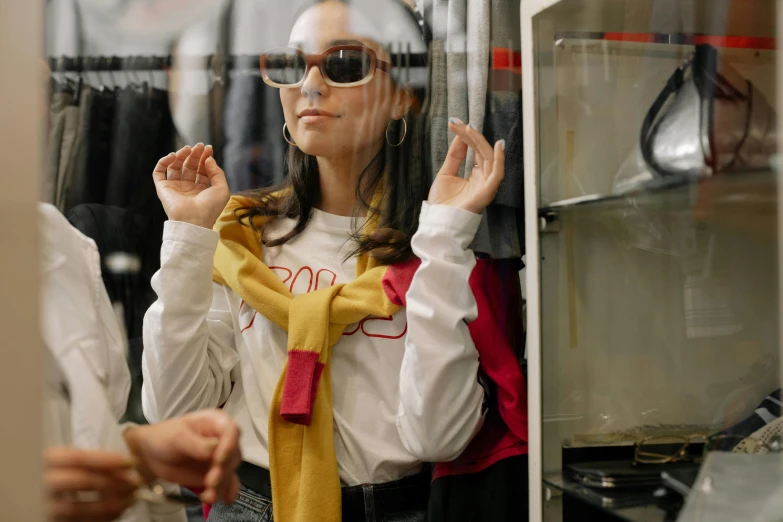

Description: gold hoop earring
[283,123,297,147]
[386,118,407,147]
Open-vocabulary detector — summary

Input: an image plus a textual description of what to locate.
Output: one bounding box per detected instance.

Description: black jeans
[428,455,529,522]
[208,462,428,522]
[207,485,427,522]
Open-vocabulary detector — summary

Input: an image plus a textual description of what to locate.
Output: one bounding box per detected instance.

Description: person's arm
[143,143,239,422]
[142,220,240,423]
[397,118,506,461]
[396,202,485,461]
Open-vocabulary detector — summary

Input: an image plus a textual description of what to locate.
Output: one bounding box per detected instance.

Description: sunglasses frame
[634,433,753,465]
[260,45,393,89]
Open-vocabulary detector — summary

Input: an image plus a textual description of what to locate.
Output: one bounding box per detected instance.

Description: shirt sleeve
[39,203,131,422]
[396,202,486,462]
[142,221,241,423]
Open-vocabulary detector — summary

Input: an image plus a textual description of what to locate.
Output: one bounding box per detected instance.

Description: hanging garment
[446,0,469,144]
[470,204,523,260]
[70,83,173,425]
[470,0,524,258]
[61,87,94,212]
[424,0,524,258]
[428,0,451,180]
[55,91,81,210]
[445,0,490,178]
[67,204,159,341]
[105,85,174,208]
[83,86,118,204]
[428,455,528,522]
[68,203,163,425]
[98,83,174,333]
[486,0,523,210]
[466,0,490,175]
[222,62,287,192]
[46,89,74,205]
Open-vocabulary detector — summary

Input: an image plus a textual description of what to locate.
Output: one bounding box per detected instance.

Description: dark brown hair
[235,6,431,265]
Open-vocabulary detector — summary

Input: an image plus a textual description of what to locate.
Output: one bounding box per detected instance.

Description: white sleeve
[396,202,486,462]
[39,203,131,422]
[142,221,240,423]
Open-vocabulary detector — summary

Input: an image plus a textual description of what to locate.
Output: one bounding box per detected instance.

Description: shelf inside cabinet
[542,473,677,522]
[539,170,777,221]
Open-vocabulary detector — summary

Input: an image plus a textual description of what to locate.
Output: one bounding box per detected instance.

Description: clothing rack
[48,51,429,73]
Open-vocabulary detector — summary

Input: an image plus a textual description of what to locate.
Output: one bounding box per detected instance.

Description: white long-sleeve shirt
[142,202,485,485]
[40,203,186,522]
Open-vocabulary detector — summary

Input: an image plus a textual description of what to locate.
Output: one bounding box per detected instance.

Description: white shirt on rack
[142,202,486,485]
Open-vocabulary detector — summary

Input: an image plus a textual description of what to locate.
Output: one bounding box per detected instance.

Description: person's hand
[123,409,242,505]
[45,447,143,522]
[427,118,505,215]
[153,144,231,229]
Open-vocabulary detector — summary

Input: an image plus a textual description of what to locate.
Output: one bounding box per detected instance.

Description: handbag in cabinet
[640,44,776,178]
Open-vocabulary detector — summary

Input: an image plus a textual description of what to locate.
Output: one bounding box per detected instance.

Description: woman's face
[280,0,403,159]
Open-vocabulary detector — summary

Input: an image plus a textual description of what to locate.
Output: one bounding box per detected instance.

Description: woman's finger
[152,153,177,184]
[213,422,241,472]
[448,119,478,149]
[180,409,242,472]
[463,124,495,165]
[166,146,192,181]
[450,123,488,172]
[46,468,139,495]
[45,448,135,472]
[210,465,234,505]
[440,132,469,177]
[204,156,229,189]
[196,145,214,186]
[206,444,241,505]
[479,140,506,202]
[181,143,205,182]
[224,474,241,505]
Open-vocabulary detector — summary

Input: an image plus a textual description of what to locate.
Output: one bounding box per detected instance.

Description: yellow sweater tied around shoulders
[212,189,400,522]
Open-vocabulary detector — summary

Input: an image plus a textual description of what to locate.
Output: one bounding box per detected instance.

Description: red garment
[383,258,528,479]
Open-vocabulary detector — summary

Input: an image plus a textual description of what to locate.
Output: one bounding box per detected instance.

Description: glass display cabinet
[521,1,782,520]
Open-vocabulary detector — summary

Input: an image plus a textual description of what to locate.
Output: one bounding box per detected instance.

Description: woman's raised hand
[152,144,231,230]
[427,119,505,215]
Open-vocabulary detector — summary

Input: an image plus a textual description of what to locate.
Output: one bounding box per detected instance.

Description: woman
[39,202,242,522]
[142,1,506,520]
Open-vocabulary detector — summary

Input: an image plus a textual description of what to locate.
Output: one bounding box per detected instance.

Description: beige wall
[0,1,45,521]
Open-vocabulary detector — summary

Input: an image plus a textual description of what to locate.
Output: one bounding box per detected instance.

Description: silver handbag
[640,44,776,177]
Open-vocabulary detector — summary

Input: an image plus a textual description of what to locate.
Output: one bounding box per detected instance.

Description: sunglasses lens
[263,49,307,85]
[325,48,372,84]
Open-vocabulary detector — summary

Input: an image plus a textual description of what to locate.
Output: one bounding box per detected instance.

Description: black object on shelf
[566,460,700,490]
[545,472,683,522]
